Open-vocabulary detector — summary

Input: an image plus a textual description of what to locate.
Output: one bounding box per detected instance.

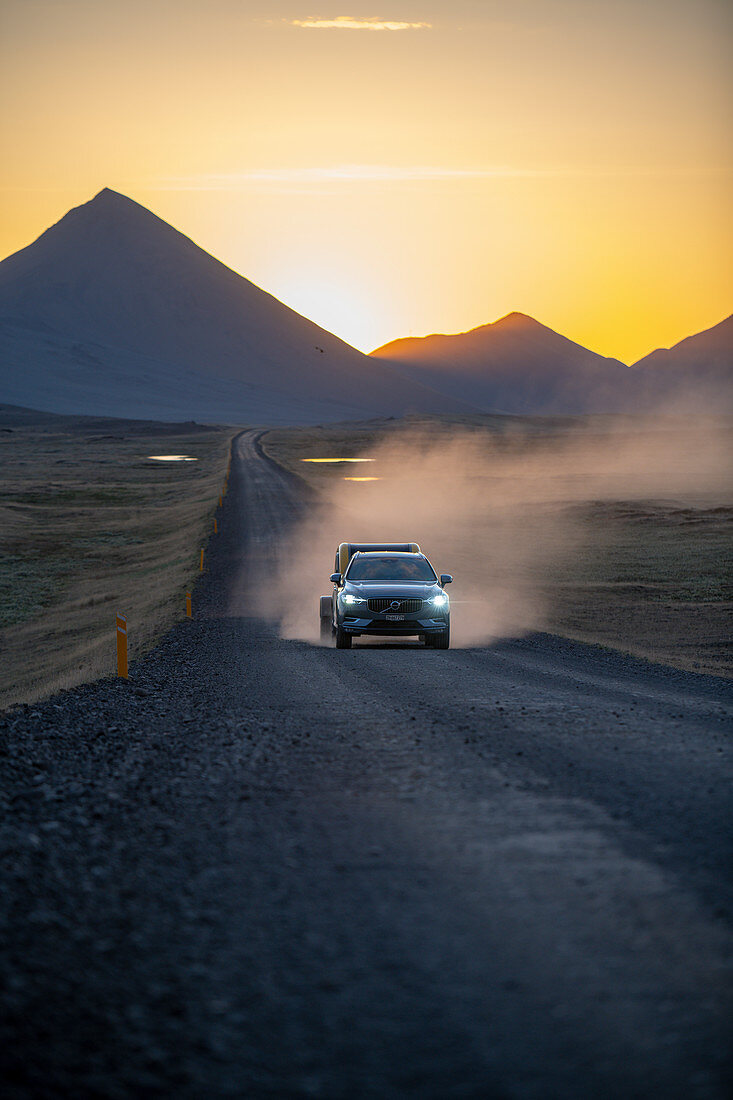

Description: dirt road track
[1,429,731,1098]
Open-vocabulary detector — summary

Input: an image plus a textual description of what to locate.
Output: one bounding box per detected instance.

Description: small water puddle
[147,455,198,462]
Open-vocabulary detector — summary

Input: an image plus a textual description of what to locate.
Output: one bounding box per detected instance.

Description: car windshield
[347,555,436,582]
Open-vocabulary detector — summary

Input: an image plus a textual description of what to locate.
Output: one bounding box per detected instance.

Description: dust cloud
[258,416,731,647]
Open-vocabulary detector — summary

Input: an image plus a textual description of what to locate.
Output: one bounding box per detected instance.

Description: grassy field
[0,406,233,709]
[263,415,733,677]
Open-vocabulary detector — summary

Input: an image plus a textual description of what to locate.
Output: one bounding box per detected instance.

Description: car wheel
[335,626,352,649]
[320,618,334,643]
[433,622,450,649]
[424,634,434,648]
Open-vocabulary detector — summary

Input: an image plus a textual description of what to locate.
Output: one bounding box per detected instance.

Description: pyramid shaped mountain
[0,189,470,423]
[371,312,635,415]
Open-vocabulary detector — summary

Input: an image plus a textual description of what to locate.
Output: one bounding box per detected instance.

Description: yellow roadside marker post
[214,516,218,534]
[199,548,204,572]
[186,592,192,618]
[219,494,223,508]
[116,613,128,679]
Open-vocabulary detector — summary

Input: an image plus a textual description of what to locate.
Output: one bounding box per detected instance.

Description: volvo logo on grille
[390,601,401,610]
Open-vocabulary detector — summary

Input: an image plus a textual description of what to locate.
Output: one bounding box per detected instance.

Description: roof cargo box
[335,542,420,575]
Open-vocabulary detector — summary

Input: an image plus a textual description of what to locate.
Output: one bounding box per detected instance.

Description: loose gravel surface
[1,430,731,1099]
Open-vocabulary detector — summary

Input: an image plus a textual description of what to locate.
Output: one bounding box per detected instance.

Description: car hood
[344,582,442,599]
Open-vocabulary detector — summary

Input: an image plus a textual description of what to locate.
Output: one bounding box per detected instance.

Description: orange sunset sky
[1,0,731,363]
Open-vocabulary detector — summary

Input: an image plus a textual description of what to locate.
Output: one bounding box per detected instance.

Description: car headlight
[430,592,449,608]
[342,594,366,605]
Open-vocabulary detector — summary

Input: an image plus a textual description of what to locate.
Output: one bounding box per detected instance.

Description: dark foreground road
[1,430,731,1099]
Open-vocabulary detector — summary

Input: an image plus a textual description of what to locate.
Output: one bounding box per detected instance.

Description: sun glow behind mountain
[1,0,731,363]
[269,273,381,356]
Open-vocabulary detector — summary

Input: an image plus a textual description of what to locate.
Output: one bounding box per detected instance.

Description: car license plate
[385,613,405,621]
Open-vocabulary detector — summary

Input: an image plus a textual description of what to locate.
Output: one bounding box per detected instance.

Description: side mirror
[330,572,342,585]
[440,574,453,586]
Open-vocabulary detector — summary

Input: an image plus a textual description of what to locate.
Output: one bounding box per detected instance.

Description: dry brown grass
[263,415,733,677]
[0,407,234,708]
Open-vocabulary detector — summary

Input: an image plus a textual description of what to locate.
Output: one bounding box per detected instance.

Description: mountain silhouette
[372,311,733,414]
[371,313,635,415]
[630,313,733,411]
[2,191,729,421]
[0,189,471,423]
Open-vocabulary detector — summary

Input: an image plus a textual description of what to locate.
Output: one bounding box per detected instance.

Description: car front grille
[368,598,423,614]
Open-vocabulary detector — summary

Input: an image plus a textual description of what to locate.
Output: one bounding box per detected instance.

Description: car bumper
[339,616,448,636]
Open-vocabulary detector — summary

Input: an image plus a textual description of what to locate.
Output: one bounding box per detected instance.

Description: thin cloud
[154,164,727,192]
[290,17,431,31]
[159,165,541,190]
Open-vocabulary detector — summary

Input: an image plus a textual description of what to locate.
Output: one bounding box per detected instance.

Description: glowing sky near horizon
[1,0,731,362]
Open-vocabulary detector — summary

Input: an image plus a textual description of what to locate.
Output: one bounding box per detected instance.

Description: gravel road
[1,429,731,1099]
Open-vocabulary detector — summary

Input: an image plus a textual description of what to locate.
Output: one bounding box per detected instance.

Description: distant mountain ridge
[371,311,733,414]
[0,189,729,421]
[626,313,733,412]
[632,313,733,370]
[371,312,633,414]
[0,189,471,424]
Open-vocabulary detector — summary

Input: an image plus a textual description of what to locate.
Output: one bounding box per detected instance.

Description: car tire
[335,626,352,649]
[433,622,450,649]
[320,618,334,643]
[424,634,434,648]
